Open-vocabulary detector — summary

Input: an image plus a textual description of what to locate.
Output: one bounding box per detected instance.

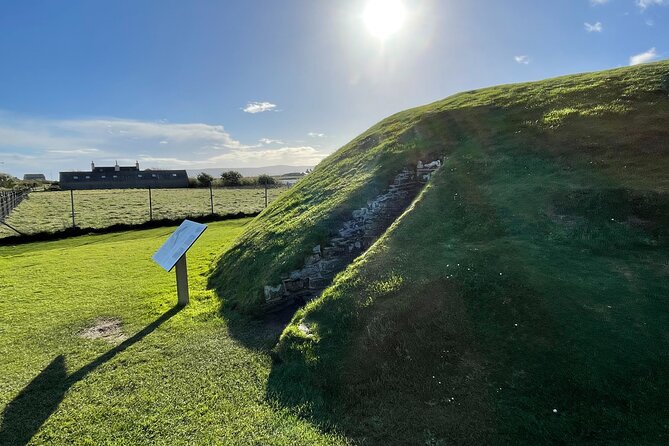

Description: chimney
[91,161,95,171]
[135,160,140,170]
[115,160,120,172]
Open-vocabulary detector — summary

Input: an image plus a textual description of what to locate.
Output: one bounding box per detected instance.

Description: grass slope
[0,187,284,239]
[213,61,669,444]
[0,221,342,445]
[210,60,669,313]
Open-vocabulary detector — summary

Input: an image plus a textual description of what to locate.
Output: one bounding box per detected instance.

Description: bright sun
[363,0,406,40]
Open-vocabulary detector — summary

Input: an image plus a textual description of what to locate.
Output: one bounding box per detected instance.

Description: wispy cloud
[308,132,326,138]
[636,0,669,9]
[590,0,610,5]
[209,146,327,166]
[242,101,278,114]
[514,55,530,65]
[47,149,101,155]
[0,111,330,176]
[629,47,660,65]
[584,21,603,32]
[259,138,283,145]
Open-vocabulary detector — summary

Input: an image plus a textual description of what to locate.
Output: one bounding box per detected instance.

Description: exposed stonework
[417,159,441,183]
[262,160,441,311]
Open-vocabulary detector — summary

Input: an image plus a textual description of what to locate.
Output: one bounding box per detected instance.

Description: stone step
[261,164,431,311]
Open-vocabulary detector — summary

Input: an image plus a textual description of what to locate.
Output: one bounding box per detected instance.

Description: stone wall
[262,160,441,311]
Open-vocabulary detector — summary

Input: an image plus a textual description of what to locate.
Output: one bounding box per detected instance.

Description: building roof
[23,174,46,180]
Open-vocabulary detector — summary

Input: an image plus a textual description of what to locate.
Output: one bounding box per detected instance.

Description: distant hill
[209,61,669,444]
[186,165,313,178]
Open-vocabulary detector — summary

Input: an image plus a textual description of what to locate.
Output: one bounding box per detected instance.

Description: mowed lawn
[0,219,342,445]
[0,187,286,239]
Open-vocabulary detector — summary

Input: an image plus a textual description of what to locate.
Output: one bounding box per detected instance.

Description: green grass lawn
[0,220,342,445]
[0,187,286,239]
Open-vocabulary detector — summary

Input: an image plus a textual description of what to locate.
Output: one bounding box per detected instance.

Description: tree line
[192,171,278,188]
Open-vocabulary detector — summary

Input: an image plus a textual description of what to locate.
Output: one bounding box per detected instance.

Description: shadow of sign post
[0,307,182,446]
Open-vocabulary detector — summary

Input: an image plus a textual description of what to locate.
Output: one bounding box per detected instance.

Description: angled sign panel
[152,220,207,272]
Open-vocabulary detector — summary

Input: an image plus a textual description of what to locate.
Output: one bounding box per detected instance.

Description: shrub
[196,172,214,187]
[220,171,243,187]
[0,173,17,189]
[257,174,277,186]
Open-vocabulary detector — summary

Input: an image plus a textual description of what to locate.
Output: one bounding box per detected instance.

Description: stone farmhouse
[59,161,188,190]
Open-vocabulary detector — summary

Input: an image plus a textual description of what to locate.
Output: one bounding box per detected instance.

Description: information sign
[153,220,207,272]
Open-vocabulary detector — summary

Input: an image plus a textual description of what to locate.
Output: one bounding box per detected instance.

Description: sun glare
[363,0,406,40]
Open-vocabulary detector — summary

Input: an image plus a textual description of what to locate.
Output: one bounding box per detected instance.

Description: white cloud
[0,110,331,176]
[259,138,283,145]
[242,101,277,114]
[55,118,248,149]
[209,146,327,166]
[47,149,101,155]
[134,146,328,168]
[629,47,660,65]
[637,0,669,9]
[514,55,530,65]
[584,22,603,32]
[308,132,326,138]
[590,0,610,5]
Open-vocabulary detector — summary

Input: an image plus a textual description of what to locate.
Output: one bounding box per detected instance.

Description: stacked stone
[263,166,425,310]
[417,159,442,183]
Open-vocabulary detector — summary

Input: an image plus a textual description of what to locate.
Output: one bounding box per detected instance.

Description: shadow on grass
[220,303,299,352]
[0,306,182,446]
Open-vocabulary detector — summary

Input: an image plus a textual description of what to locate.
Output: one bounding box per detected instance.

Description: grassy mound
[210,61,669,313]
[213,61,669,443]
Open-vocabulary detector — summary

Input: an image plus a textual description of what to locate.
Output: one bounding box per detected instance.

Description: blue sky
[0,0,667,178]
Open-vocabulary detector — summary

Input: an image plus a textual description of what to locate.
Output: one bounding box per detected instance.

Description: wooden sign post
[174,255,189,305]
[152,220,208,306]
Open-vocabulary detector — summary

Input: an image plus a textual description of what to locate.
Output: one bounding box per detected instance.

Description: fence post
[70,189,76,228]
[149,187,153,221]
[0,192,6,219]
[209,185,214,215]
[264,185,268,208]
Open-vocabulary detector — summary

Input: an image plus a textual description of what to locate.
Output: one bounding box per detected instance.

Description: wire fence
[0,189,31,231]
[0,185,286,238]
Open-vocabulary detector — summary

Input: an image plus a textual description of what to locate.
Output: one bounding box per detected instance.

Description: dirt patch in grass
[79,318,127,343]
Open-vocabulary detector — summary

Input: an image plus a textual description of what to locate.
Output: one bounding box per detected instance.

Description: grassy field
[0,187,285,239]
[0,220,342,445]
[210,60,669,444]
